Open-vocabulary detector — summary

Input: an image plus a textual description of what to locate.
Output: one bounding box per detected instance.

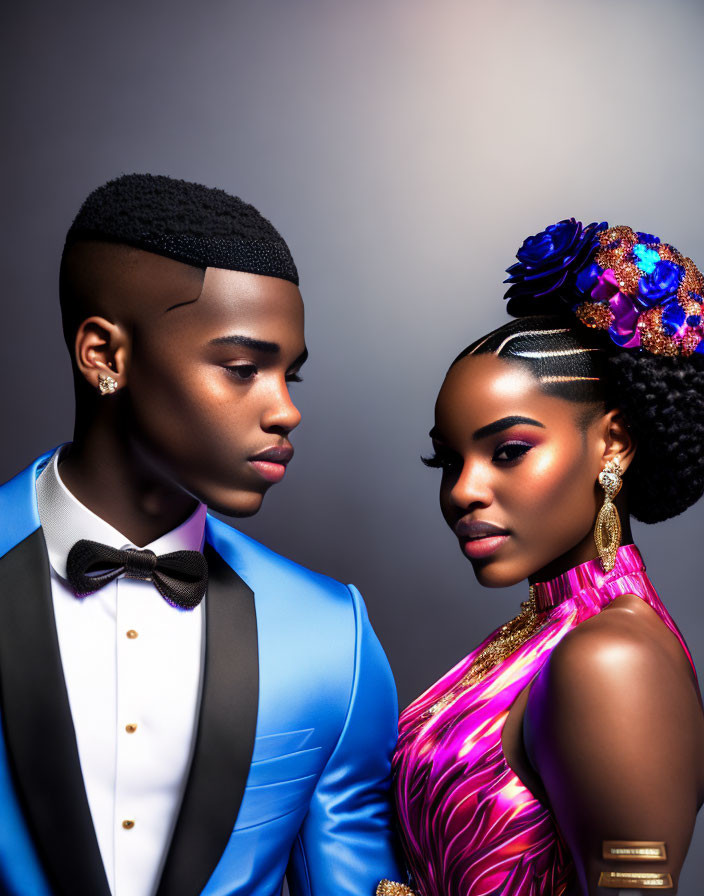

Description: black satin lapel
[156,544,259,896]
[0,529,111,896]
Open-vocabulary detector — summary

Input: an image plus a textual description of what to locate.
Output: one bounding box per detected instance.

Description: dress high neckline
[532,544,645,612]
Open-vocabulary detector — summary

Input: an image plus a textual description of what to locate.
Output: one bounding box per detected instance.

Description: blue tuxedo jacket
[0,451,403,896]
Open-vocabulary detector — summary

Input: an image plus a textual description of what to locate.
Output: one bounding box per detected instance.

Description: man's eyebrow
[209,335,308,369]
[209,335,280,353]
[473,415,545,440]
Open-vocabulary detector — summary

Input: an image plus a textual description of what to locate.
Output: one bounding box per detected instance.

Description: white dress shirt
[35,449,206,896]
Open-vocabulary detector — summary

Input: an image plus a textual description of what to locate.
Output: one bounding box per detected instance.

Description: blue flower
[504,218,607,315]
[636,232,660,245]
[636,259,684,309]
[515,220,580,268]
[575,261,603,296]
[661,299,686,336]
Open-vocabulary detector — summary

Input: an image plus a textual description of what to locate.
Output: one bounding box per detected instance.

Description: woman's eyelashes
[423,440,534,469]
[492,440,533,463]
[422,445,461,471]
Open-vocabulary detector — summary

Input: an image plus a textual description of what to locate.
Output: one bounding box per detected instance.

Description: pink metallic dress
[393,545,695,896]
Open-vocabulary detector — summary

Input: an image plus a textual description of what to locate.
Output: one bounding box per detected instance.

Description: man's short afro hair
[64,173,299,285]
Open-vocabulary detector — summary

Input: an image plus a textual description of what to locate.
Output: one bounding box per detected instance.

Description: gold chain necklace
[426,586,544,717]
[465,585,542,681]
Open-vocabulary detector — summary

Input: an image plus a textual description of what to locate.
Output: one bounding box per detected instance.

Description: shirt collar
[35,448,207,581]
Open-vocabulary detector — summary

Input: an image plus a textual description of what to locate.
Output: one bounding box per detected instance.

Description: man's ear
[600,408,636,472]
[74,316,129,393]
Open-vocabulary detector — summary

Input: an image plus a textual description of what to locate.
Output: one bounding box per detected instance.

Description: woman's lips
[454,519,510,560]
[461,534,509,559]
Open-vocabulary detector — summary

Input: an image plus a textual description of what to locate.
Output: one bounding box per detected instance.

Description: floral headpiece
[504,218,704,357]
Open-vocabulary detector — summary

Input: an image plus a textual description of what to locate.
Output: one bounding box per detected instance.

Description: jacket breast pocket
[236,731,324,829]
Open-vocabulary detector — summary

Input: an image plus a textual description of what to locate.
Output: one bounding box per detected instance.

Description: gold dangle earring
[594,457,622,572]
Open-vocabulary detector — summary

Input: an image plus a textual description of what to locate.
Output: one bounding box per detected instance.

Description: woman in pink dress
[381,221,704,896]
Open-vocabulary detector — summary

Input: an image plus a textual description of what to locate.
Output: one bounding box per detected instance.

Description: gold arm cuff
[598,870,673,889]
[603,840,667,862]
[376,881,418,896]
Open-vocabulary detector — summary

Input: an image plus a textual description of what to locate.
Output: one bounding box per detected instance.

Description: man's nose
[262,381,302,433]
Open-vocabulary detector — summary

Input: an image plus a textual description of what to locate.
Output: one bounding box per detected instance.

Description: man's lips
[454,519,510,560]
[250,445,294,464]
[249,445,294,483]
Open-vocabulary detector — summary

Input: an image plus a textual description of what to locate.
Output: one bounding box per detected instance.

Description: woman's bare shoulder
[524,593,704,793]
[523,596,704,894]
[543,594,695,694]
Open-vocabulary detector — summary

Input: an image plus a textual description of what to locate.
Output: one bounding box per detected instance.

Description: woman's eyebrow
[289,347,309,370]
[472,416,545,440]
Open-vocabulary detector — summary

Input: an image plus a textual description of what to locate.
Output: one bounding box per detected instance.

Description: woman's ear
[74,316,129,394]
[600,408,636,473]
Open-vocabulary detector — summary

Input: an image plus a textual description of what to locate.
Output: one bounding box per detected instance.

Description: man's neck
[59,423,199,548]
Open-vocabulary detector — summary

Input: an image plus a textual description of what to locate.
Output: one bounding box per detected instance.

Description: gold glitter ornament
[638,307,678,357]
[657,243,685,266]
[595,245,627,271]
[680,256,704,295]
[576,301,614,330]
[376,881,417,896]
[681,295,702,318]
[613,259,642,296]
[598,225,637,248]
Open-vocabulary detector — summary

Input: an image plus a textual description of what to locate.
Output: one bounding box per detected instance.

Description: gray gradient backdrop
[2,0,703,889]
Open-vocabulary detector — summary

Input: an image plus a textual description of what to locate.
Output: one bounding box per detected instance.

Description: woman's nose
[448,459,493,510]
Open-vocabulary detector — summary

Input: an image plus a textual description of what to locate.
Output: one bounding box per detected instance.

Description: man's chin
[201,486,267,518]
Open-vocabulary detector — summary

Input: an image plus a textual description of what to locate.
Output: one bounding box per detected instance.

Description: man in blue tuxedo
[0,175,405,896]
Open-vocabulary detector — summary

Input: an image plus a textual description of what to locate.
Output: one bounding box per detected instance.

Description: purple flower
[636,259,684,309]
[608,290,642,348]
[591,269,620,303]
[504,218,607,314]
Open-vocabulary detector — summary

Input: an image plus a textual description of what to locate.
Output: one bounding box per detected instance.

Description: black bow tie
[66,539,208,609]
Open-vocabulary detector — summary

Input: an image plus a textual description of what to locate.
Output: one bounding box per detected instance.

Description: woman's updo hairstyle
[457,219,704,524]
